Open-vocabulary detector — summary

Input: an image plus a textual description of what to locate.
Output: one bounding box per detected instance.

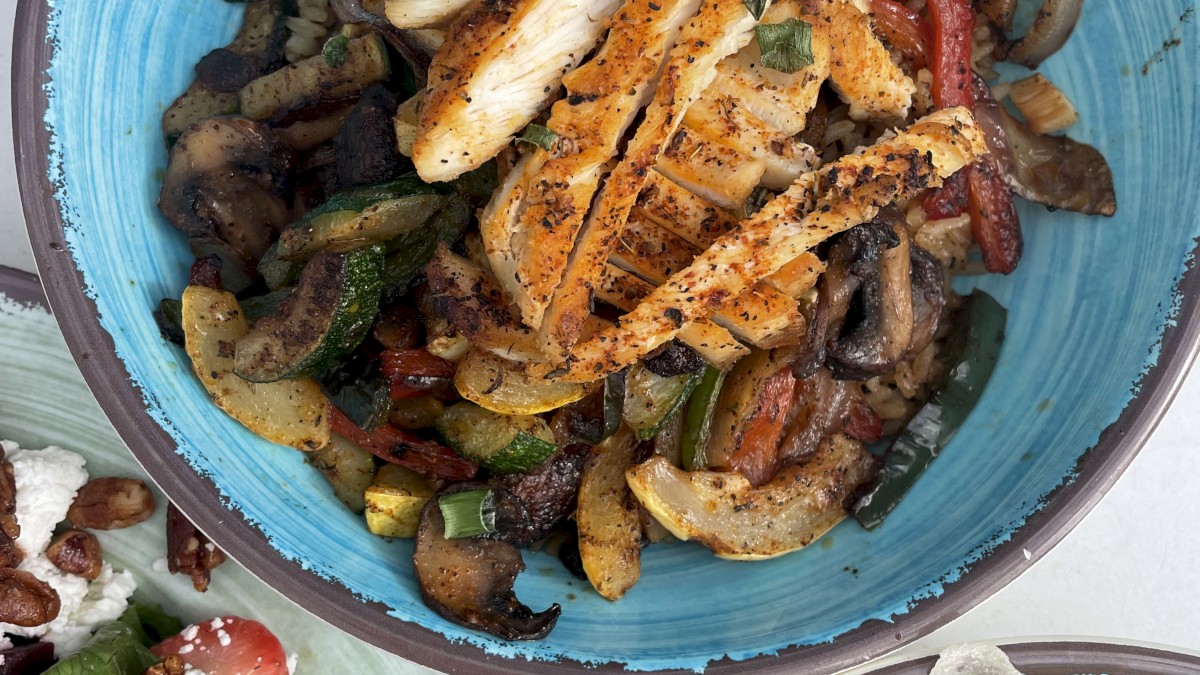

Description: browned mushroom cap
[333,84,407,190]
[824,212,909,380]
[158,116,294,270]
[413,484,560,641]
[496,445,588,546]
[906,246,947,358]
[823,207,948,381]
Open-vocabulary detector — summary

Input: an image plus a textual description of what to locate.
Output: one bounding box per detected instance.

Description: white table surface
[3,2,1198,670]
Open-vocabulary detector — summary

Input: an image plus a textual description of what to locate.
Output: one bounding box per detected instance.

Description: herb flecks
[744,0,769,20]
[516,124,558,152]
[755,18,814,74]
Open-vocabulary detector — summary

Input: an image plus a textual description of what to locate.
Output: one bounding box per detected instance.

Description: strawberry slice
[152,616,289,675]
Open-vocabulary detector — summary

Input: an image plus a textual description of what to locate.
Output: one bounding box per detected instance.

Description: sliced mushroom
[413,484,560,641]
[159,116,294,270]
[972,74,1116,216]
[824,212,909,380]
[823,206,947,380]
[334,84,408,190]
[495,444,588,546]
[906,246,946,358]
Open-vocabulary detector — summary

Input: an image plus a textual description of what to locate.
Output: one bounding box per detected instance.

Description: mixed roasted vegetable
[153,0,1115,640]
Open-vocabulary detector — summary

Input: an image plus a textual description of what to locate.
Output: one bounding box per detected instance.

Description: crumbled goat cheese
[930,644,1024,675]
[0,442,138,656]
[152,557,171,573]
[3,441,87,556]
[287,652,299,674]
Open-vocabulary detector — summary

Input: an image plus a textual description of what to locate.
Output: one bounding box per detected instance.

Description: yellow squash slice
[181,285,330,450]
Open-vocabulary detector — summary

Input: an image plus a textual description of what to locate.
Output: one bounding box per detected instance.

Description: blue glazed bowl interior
[37,0,1200,671]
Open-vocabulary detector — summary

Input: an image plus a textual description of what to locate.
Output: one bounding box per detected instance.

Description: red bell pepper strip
[730,368,797,487]
[920,0,976,218]
[867,0,931,67]
[380,348,456,379]
[967,155,1022,273]
[331,406,477,481]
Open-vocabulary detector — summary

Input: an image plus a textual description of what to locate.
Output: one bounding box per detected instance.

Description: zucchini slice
[277,195,449,261]
[365,463,434,538]
[621,363,701,441]
[240,33,391,121]
[235,244,384,382]
[680,366,725,470]
[181,285,330,450]
[435,402,557,474]
[276,177,448,261]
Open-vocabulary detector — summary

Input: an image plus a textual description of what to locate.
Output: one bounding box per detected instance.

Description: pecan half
[47,529,103,580]
[0,448,21,568]
[67,477,157,530]
[145,655,187,675]
[166,503,226,592]
[0,568,60,627]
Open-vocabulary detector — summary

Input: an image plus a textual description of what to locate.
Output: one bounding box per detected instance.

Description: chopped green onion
[323,35,350,69]
[439,489,497,539]
[517,124,558,152]
[744,0,769,20]
[756,18,815,74]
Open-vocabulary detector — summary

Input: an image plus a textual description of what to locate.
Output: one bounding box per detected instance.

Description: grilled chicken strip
[384,0,474,29]
[609,213,806,347]
[411,0,622,182]
[533,107,986,381]
[484,0,706,327]
[709,1,832,136]
[540,0,771,360]
[681,94,818,190]
[596,265,748,369]
[817,0,916,120]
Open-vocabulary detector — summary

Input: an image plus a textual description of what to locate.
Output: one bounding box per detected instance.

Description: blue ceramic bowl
[14,1,1200,673]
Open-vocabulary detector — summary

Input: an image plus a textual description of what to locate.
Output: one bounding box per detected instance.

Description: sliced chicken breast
[533,107,987,381]
[491,0,705,327]
[817,0,916,120]
[540,0,772,359]
[412,0,622,182]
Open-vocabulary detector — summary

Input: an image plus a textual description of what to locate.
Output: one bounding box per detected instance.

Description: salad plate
[0,265,426,674]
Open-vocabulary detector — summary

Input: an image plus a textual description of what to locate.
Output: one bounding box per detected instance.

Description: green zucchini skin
[680,366,726,470]
[436,402,558,474]
[622,363,702,441]
[853,290,1007,530]
[234,243,384,383]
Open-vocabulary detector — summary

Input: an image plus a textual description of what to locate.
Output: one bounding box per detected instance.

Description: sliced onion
[330,0,432,78]
[1004,0,1085,67]
[972,74,1116,217]
[978,0,1017,31]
